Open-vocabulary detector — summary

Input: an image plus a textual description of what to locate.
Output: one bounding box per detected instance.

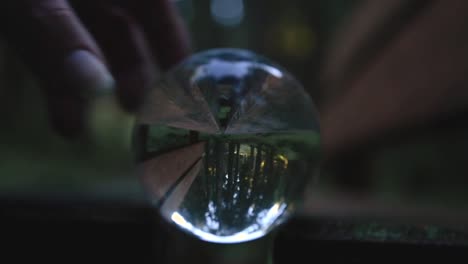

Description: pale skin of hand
[0,0,190,138]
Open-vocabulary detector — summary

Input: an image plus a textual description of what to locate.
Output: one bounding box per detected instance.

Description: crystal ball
[133,48,320,243]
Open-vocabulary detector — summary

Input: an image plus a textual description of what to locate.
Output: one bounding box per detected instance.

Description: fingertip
[64,50,115,96]
[47,50,116,139]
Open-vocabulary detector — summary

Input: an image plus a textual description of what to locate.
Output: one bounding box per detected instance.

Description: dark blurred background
[2,0,468,263]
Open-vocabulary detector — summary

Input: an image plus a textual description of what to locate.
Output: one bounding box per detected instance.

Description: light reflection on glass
[171,202,286,243]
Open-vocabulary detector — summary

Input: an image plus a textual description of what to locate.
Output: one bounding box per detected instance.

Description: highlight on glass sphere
[133,48,320,243]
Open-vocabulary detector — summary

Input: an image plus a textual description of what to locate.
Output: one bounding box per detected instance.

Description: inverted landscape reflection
[134,49,320,243]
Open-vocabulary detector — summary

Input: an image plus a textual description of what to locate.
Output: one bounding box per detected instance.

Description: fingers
[107,9,155,111]
[0,0,114,138]
[124,0,191,69]
[73,0,191,112]
[72,3,156,111]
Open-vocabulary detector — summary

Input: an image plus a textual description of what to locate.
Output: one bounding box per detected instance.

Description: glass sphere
[133,48,320,243]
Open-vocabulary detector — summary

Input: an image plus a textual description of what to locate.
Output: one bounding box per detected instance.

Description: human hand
[0,0,190,138]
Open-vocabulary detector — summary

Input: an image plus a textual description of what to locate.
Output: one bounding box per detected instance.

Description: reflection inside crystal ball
[133,49,320,243]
